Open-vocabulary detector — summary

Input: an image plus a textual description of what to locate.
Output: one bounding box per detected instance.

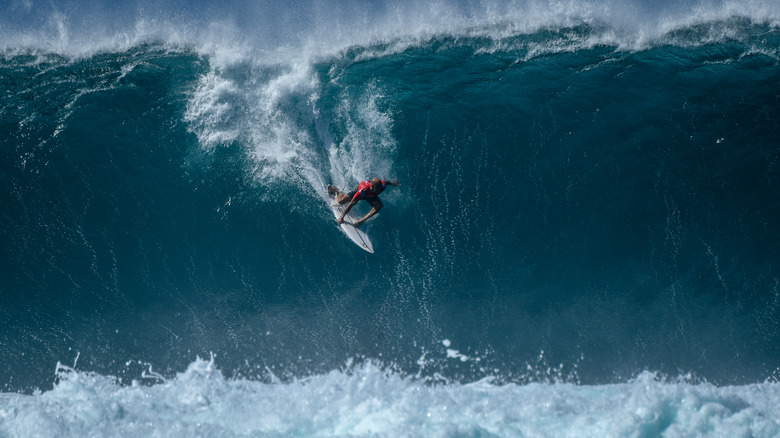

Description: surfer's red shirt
[353,180,387,199]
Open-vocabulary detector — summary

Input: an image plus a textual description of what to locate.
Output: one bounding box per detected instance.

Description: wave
[2,0,780,421]
[0,356,778,437]
[2,0,779,59]
[182,16,780,208]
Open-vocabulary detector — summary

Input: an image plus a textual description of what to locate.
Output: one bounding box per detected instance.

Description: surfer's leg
[337,190,356,205]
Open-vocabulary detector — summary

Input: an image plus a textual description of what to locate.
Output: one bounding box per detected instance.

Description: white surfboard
[329,195,374,253]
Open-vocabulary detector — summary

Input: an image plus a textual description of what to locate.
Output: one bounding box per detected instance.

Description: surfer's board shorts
[347,190,381,207]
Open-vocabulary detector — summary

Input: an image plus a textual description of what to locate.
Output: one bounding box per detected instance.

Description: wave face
[1,0,780,434]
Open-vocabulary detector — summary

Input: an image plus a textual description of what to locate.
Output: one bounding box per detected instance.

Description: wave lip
[1,358,779,437]
[1,0,779,59]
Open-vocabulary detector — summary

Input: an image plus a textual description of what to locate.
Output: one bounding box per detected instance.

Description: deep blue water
[1,1,780,435]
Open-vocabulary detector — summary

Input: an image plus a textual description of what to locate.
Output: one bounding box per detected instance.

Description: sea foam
[1,356,778,437]
[2,0,778,60]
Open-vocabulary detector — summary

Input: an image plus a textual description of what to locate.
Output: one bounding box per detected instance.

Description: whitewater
[2,0,780,436]
[0,355,777,437]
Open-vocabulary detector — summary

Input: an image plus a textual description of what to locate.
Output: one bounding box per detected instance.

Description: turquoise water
[1,0,780,435]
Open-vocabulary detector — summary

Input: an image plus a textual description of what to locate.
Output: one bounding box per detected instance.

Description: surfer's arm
[354,198,383,227]
[337,197,359,224]
[354,209,377,227]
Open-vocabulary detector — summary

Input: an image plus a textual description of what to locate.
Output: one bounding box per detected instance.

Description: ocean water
[1,0,780,435]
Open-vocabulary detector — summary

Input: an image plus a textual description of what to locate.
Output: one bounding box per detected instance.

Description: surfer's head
[371,177,382,190]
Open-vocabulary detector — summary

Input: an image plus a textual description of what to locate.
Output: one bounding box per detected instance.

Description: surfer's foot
[327,185,339,195]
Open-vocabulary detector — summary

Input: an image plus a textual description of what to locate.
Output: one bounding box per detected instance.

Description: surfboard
[329,193,374,253]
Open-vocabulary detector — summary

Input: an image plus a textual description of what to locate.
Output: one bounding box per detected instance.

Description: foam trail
[184,49,399,203]
[326,85,397,190]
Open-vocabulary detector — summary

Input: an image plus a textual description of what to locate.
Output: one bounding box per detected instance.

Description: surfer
[328,178,400,227]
